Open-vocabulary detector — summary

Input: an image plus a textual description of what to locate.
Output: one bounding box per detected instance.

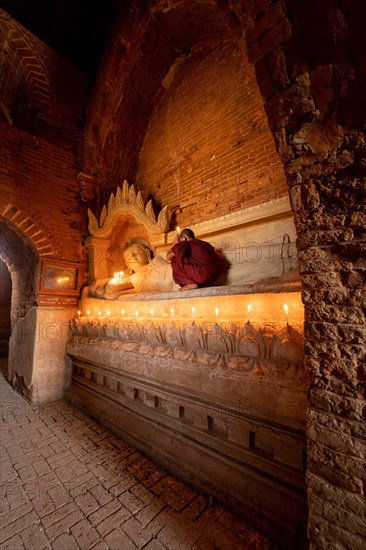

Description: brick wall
[0,9,89,149]
[135,41,287,227]
[0,122,84,262]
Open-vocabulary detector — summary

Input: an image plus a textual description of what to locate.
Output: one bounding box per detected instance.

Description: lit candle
[121,309,125,317]
[98,311,101,318]
[215,307,219,318]
[170,308,175,318]
[191,306,196,317]
[150,309,154,317]
[77,310,81,319]
[107,311,110,317]
[176,226,181,234]
[247,304,252,314]
[283,304,289,316]
[135,311,139,318]
[87,310,90,318]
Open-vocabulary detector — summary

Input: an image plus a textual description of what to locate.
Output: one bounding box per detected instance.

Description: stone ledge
[114,275,302,302]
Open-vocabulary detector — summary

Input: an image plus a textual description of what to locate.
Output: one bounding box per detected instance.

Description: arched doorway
[0,219,38,393]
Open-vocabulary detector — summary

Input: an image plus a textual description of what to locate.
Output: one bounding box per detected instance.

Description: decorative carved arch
[87,180,169,245]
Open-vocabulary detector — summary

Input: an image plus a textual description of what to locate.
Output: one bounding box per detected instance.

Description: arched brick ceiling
[86,0,249,197]
[0,0,122,77]
[0,11,52,130]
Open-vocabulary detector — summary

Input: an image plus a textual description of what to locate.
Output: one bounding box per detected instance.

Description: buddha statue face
[123,243,150,273]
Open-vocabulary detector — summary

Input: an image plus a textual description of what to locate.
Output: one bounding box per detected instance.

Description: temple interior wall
[0,2,365,549]
[135,40,287,227]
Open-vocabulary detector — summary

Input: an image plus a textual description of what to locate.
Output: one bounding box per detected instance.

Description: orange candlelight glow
[114,271,124,284]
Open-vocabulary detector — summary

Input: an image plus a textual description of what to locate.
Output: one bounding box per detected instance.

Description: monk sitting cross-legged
[166,228,220,292]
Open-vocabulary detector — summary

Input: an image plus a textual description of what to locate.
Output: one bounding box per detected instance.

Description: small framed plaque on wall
[37,260,83,297]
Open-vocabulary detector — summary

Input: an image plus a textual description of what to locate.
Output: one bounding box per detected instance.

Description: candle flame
[176,226,181,233]
[135,311,139,318]
[191,307,196,315]
[121,309,125,316]
[247,304,252,313]
[215,307,219,317]
[283,304,289,315]
[111,271,124,284]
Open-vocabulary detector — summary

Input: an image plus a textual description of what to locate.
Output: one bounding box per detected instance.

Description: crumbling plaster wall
[84,1,366,548]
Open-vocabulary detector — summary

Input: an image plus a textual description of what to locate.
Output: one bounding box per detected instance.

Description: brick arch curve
[0,13,53,130]
[0,202,57,259]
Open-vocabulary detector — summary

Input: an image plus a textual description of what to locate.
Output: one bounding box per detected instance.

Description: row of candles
[77,304,290,320]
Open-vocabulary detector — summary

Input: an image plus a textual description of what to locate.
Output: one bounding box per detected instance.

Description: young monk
[166,228,220,291]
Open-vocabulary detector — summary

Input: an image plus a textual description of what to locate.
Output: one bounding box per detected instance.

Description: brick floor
[0,366,273,549]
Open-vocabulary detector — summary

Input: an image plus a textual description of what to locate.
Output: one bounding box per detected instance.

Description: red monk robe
[170,238,220,287]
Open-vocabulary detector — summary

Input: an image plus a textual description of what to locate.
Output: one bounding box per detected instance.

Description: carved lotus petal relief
[128,323,144,341]
[155,345,173,357]
[196,350,221,365]
[104,322,119,339]
[165,323,184,347]
[173,348,195,361]
[185,322,204,350]
[85,322,102,338]
[115,186,122,204]
[236,325,265,358]
[100,205,107,226]
[206,323,232,353]
[138,344,154,355]
[144,322,165,345]
[122,180,129,202]
[226,355,255,371]
[271,326,304,364]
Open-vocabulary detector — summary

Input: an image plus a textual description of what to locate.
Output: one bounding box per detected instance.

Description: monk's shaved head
[180,228,195,240]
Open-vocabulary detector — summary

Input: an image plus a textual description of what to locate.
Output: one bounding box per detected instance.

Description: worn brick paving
[0,368,273,549]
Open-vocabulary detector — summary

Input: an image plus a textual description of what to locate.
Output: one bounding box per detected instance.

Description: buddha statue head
[123,241,152,273]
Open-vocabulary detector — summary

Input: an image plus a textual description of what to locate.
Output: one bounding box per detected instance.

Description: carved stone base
[66,305,308,547]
